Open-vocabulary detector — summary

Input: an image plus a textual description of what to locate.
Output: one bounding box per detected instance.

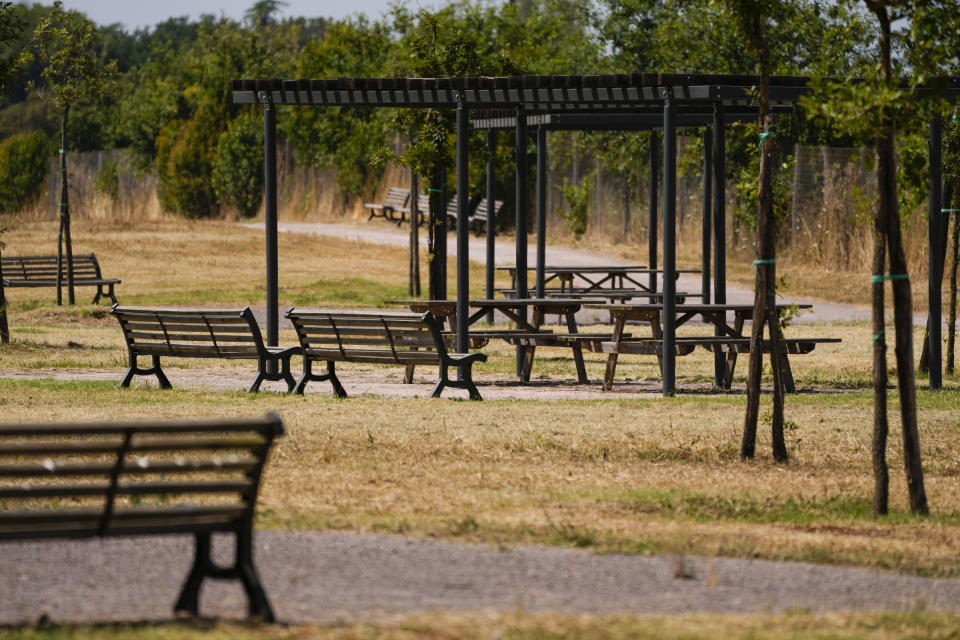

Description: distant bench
[364,187,410,226]
[0,413,284,621]
[1,253,120,304]
[111,305,300,392]
[285,308,487,400]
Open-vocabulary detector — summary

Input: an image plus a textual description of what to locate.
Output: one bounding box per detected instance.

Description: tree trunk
[870,2,928,515]
[919,180,953,373]
[872,140,891,517]
[427,168,439,300]
[409,171,421,297]
[949,197,959,374]
[58,107,75,306]
[742,72,786,461]
[622,177,631,240]
[0,242,8,343]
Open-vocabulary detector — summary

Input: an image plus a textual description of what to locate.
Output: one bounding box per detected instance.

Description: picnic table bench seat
[364,187,410,225]
[285,308,487,400]
[110,305,299,392]
[0,413,284,621]
[1,254,120,304]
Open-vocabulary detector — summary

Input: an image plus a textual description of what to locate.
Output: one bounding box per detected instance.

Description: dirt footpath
[1,531,957,625]
[248,221,899,326]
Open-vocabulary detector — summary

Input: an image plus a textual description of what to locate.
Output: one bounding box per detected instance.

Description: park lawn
[3,217,960,638]
[6,610,960,639]
[0,218,503,309]
[0,376,959,578]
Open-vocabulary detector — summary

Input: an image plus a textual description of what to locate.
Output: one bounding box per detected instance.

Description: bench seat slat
[0,480,252,499]
[0,504,247,526]
[303,348,441,364]
[125,344,261,358]
[0,457,259,477]
[126,331,258,343]
[0,437,266,456]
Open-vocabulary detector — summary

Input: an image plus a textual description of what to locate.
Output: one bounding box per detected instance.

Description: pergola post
[662,93,677,397]
[486,129,496,324]
[928,112,943,389]
[262,91,279,373]
[515,105,529,376]
[701,127,713,304]
[438,166,448,300]
[712,103,727,387]
[455,94,470,355]
[648,131,659,293]
[536,125,547,297]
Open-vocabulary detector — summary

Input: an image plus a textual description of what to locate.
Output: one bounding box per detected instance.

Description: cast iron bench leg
[175,532,213,617]
[120,353,171,389]
[293,359,347,397]
[237,528,275,622]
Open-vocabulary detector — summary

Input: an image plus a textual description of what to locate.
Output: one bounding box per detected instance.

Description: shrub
[155,95,222,218]
[0,130,50,213]
[212,112,263,217]
[93,157,120,201]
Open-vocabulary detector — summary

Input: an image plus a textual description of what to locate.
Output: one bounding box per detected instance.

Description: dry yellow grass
[6,610,960,639]
[1,217,959,581]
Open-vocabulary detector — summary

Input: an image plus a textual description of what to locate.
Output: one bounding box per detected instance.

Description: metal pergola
[231,73,955,396]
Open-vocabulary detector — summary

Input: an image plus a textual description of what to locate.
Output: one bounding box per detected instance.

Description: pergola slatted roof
[233,71,955,394]
[231,74,960,109]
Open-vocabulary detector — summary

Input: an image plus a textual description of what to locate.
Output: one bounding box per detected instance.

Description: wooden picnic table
[385,298,589,383]
[584,302,823,391]
[497,265,700,293]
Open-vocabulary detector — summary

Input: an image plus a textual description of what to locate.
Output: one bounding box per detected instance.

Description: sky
[54,0,435,30]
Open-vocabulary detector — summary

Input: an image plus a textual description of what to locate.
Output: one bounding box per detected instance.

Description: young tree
[725,0,790,463]
[800,0,960,515]
[31,1,118,305]
[375,10,521,299]
[0,0,27,343]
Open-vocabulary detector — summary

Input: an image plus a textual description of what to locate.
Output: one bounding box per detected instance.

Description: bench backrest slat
[0,414,283,539]
[383,187,410,209]
[111,305,266,359]
[1,254,103,281]
[286,309,449,362]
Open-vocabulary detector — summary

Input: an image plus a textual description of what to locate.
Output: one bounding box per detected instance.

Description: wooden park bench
[0,413,284,621]
[285,308,487,400]
[469,198,505,236]
[111,305,300,392]
[1,254,120,304]
[364,187,410,225]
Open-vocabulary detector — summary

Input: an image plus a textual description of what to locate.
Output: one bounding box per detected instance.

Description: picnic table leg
[768,316,797,392]
[651,313,664,376]
[723,312,746,389]
[603,315,627,391]
[520,306,543,381]
[565,310,588,383]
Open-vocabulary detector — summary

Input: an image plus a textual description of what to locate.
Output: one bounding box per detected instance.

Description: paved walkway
[245,221,888,326]
[2,531,958,625]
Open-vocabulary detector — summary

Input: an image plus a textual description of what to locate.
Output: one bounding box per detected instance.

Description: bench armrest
[446,352,488,366]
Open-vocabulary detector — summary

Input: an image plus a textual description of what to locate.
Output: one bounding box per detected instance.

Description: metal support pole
[662,94,677,397]
[712,104,727,387]
[928,113,943,389]
[701,127,713,305]
[486,129,496,323]
[455,94,470,356]
[438,166,448,300]
[515,105,529,376]
[536,125,547,297]
[262,92,279,374]
[648,131,659,293]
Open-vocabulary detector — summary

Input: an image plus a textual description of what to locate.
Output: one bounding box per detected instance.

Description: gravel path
[2,531,958,625]
[246,221,898,326]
